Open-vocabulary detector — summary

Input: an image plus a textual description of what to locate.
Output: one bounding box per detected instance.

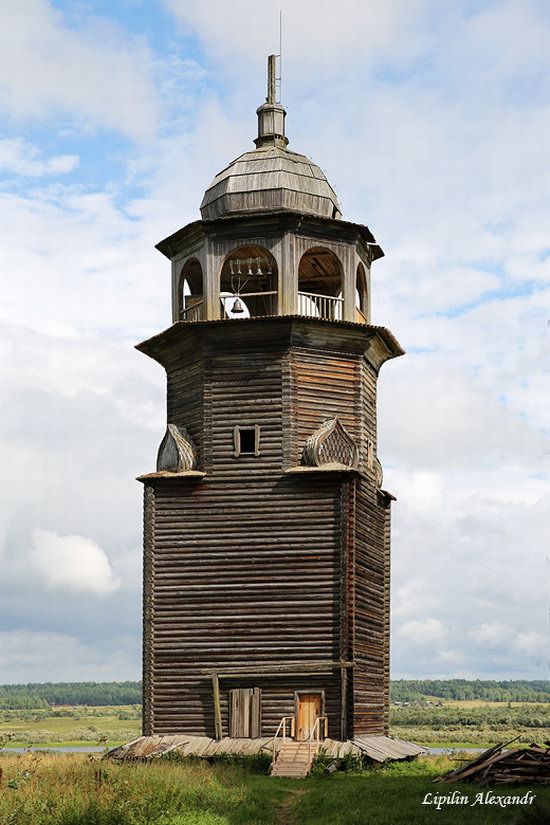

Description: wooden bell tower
[137,56,404,744]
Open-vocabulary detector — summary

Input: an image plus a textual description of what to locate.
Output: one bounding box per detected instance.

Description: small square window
[234,425,260,457]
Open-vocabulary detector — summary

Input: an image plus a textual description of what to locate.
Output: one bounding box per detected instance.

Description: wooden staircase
[270,741,315,778]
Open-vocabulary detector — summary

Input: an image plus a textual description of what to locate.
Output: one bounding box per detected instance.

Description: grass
[0,752,549,825]
[390,702,550,747]
[294,757,550,825]
[0,706,141,747]
[401,696,550,709]
[5,699,549,750]
[0,752,291,825]
[394,727,550,747]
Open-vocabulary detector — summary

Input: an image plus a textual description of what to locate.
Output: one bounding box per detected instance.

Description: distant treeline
[0,682,142,709]
[391,680,550,703]
[2,679,549,709]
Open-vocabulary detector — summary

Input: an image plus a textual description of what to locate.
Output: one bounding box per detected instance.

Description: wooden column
[342,244,356,322]
[211,673,223,740]
[204,239,221,320]
[340,666,348,741]
[280,231,297,314]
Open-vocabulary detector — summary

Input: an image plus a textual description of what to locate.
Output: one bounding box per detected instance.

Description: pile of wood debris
[435,741,550,786]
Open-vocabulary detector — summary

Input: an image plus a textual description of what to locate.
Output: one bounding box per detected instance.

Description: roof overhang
[136,315,404,373]
[155,211,384,262]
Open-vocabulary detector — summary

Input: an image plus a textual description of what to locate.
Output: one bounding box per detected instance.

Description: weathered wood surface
[107,734,424,763]
[200,145,342,222]
[138,318,402,741]
[352,735,426,762]
[435,742,550,786]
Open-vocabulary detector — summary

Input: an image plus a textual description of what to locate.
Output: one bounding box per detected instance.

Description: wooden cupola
[155,56,382,328]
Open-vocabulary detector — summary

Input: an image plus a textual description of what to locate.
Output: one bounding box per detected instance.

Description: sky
[0,0,548,683]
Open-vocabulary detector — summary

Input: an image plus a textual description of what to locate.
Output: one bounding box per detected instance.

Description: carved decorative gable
[374,456,383,488]
[156,424,197,472]
[302,417,359,469]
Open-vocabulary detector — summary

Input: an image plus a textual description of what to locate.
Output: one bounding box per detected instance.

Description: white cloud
[0,1,549,682]
[513,631,548,657]
[0,185,169,339]
[0,0,157,138]
[0,629,139,682]
[30,528,120,595]
[391,471,444,516]
[393,576,440,619]
[438,650,462,665]
[0,138,78,176]
[467,624,548,662]
[165,0,427,78]
[380,362,546,473]
[400,618,450,645]
[469,622,511,650]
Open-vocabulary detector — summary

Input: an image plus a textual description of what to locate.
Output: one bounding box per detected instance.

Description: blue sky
[1,0,549,682]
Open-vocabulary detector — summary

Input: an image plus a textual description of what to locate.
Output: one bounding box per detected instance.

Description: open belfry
[133,56,415,771]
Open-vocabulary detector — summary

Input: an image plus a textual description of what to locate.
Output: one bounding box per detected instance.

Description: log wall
[139,318,397,741]
[350,477,390,736]
[144,474,343,738]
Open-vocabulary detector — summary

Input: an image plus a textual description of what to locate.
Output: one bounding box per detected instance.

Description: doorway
[229,688,261,737]
[295,692,323,741]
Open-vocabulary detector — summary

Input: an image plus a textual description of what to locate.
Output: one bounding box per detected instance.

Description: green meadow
[0,706,141,748]
[1,751,549,825]
[3,700,549,750]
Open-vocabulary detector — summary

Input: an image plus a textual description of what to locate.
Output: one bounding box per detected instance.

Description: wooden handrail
[221,290,277,298]
[298,291,343,321]
[272,715,295,766]
[307,715,328,764]
[298,290,343,302]
[182,299,204,321]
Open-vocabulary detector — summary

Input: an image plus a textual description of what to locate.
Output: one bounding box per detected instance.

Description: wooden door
[230,688,261,738]
[296,693,322,740]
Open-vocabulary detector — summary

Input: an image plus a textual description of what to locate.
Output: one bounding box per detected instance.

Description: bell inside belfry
[231,296,244,314]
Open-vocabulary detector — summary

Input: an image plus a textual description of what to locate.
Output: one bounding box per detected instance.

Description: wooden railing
[307,715,328,764]
[221,291,277,318]
[272,715,295,765]
[182,300,204,322]
[298,291,343,321]
[355,306,368,324]
[182,292,352,322]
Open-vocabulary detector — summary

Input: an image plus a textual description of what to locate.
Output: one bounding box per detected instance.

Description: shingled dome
[200,56,342,222]
[200,146,342,221]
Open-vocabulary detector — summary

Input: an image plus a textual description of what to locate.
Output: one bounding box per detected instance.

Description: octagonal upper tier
[200,144,342,222]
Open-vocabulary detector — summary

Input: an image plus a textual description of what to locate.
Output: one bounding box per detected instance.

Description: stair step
[277,758,309,763]
[271,738,317,778]
[277,757,309,762]
[272,770,308,777]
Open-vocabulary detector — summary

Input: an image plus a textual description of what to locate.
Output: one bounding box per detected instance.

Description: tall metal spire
[254,54,288,148]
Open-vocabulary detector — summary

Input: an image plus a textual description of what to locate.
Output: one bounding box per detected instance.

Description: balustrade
[298,291,343,321]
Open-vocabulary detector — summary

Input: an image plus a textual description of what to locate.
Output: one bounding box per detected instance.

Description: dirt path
[277,787,307,825]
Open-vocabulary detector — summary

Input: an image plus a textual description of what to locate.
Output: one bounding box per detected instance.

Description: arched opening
[178,258,204,321]
[298,247,343,320]
[219,245,278,319]
[355,262,368,323]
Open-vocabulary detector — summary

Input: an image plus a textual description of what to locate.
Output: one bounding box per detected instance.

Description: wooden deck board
[107,734,424,763]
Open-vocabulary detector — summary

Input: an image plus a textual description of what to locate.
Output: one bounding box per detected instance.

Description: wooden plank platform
[352,735,426,762]
[107,734,425,763]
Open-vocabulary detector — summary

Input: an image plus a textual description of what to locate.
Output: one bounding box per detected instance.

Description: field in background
[1,751,549,825]
[0,705,141,748]
[1,681,549,750]
[391,701,550,748]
